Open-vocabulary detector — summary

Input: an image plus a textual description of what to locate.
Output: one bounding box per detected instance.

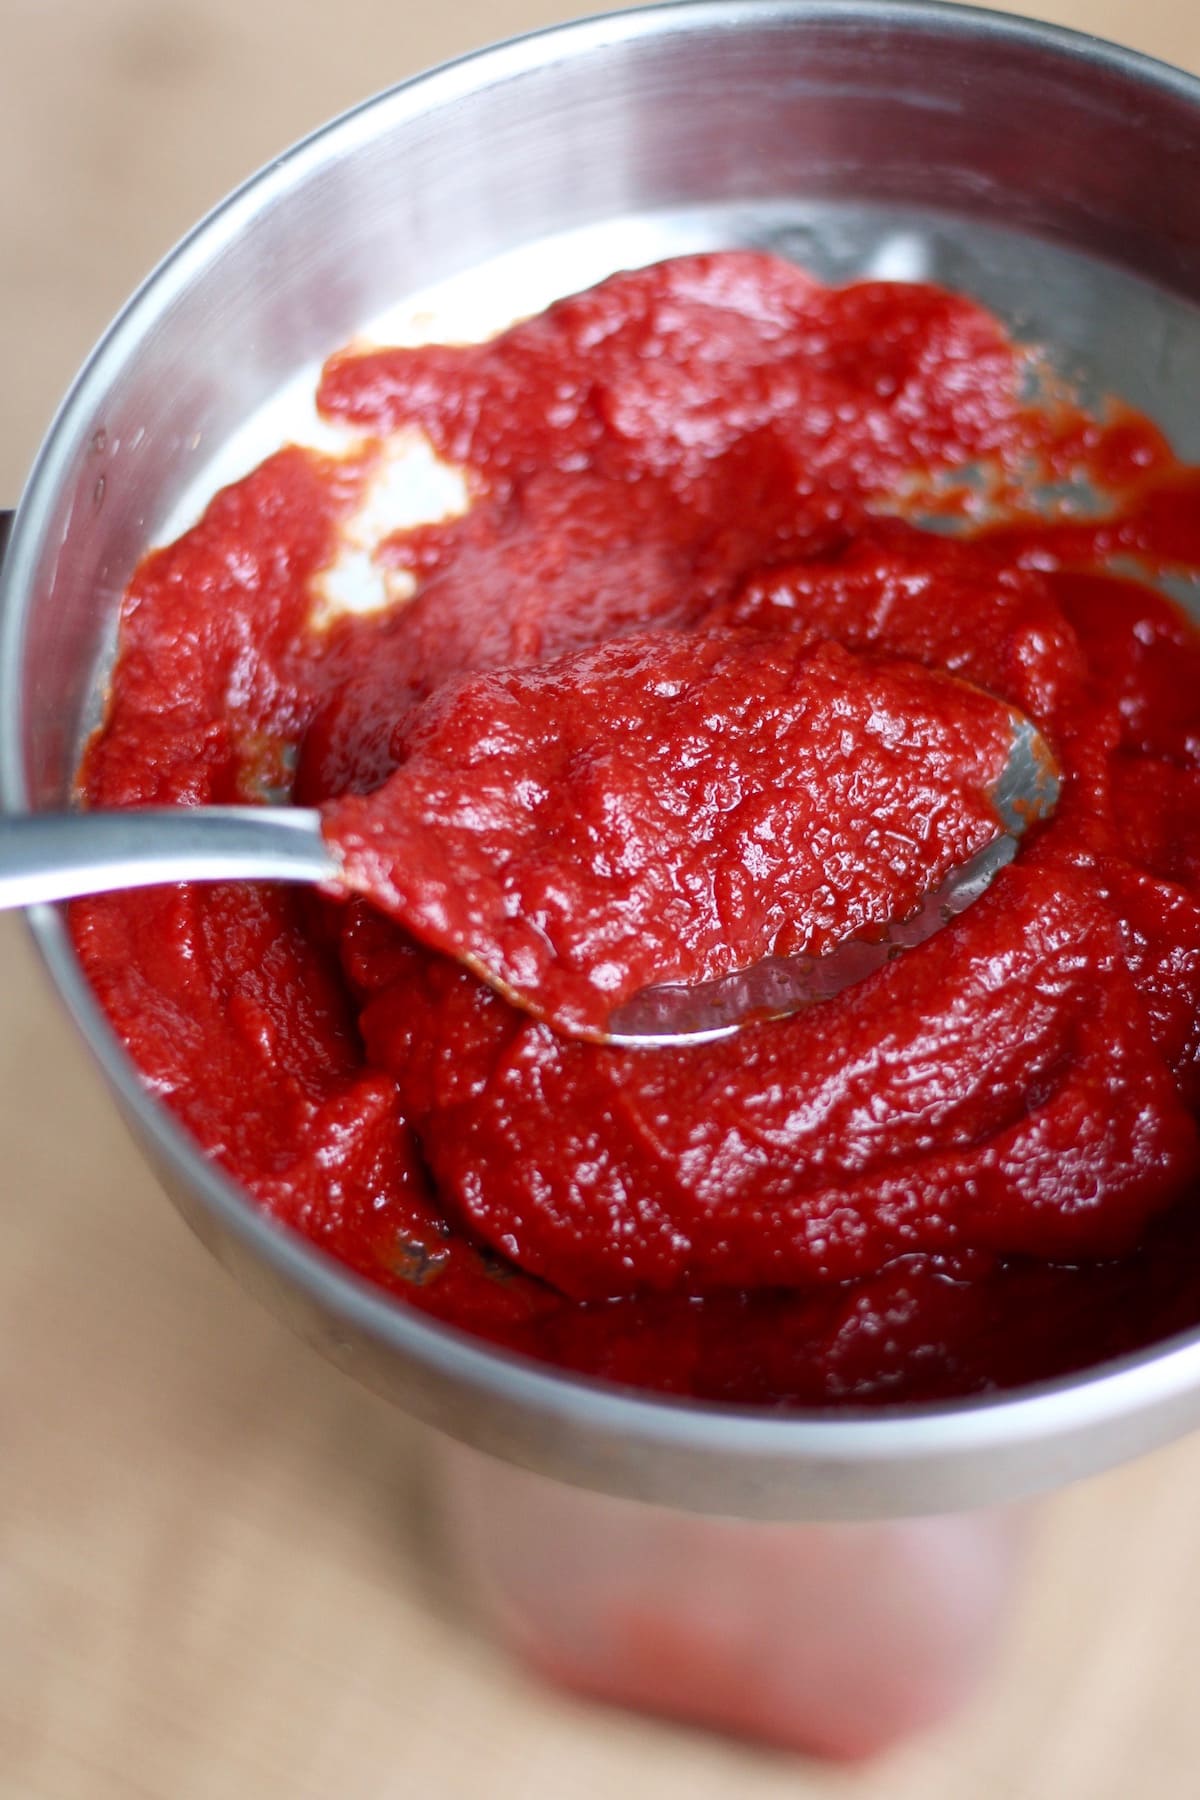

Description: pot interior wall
[13,5,1200,810]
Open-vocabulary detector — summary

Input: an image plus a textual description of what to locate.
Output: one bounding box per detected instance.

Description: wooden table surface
[6,2,1200,1794]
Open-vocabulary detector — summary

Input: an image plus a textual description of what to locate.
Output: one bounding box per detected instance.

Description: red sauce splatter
[72,252,1200,1405]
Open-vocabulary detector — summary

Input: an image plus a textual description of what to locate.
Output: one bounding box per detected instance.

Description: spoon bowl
[0,703,1059,1045]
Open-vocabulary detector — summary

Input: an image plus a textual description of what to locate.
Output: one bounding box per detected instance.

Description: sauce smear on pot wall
[73,253,1200,1405]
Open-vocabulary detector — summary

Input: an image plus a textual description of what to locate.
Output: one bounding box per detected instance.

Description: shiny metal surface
[3,1,1200,1519]
[0,807,332,907]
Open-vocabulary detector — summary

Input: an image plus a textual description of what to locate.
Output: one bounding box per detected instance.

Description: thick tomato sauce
[323,629,1023,1040]
[73,252,1200,1405]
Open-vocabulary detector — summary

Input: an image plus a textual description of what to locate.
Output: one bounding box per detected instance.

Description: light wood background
[6,3,1200,1795]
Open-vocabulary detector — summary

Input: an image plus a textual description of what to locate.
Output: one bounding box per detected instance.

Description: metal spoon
[0,713,1058,1046]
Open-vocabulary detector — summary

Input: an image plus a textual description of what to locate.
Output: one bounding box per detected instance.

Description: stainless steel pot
[5,0,1200,1521]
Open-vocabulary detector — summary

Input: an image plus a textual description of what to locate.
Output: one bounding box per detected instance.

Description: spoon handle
[0,807,335,909]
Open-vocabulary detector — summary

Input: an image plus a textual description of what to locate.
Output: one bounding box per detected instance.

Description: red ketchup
[73,252,1200,1406]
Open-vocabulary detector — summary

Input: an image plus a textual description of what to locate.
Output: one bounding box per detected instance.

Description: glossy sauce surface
[325,630,1020,1038]
[74,253,1200,1404]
